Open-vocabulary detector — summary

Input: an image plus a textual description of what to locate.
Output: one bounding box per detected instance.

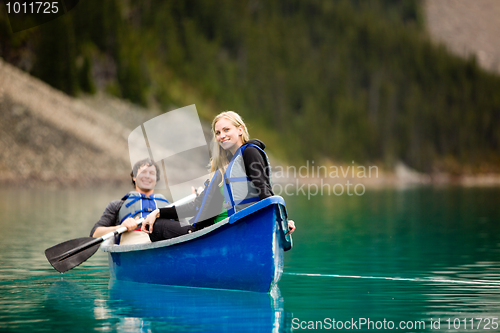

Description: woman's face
[214,118,243,154]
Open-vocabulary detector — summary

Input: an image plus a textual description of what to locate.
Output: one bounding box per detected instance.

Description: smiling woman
[141,111,295,241]
[213,116,247,155]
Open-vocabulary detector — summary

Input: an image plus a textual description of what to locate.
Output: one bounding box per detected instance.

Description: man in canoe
[90,158,171,244]
[141,111,296,241]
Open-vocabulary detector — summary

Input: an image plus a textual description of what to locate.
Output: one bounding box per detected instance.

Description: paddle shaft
[53,219,144,262]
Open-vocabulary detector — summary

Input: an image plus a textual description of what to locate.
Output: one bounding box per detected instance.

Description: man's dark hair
[130,158,161,188]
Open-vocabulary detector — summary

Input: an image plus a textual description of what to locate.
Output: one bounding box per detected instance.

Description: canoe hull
[104,196,290,293]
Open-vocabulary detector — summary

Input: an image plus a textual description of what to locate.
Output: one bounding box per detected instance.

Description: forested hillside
[1,0,499,174]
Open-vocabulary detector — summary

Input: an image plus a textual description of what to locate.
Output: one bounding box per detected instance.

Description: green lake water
[1,186,500,332]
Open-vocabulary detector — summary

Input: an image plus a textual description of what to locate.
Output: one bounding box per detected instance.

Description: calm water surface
[1,186,500,332]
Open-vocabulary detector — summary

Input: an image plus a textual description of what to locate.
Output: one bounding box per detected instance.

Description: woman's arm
[141,189,207,233]
[243,146,296,235]
[243,146,274,199]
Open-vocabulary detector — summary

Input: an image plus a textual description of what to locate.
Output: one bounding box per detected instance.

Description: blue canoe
[101,196,293,293]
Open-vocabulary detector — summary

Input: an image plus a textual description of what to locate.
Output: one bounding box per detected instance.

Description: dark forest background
[1,0,499,174]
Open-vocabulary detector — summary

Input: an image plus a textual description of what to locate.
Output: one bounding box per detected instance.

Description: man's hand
[122,217,140,232]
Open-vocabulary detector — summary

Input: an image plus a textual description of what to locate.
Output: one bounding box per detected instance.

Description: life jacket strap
[125,195,142,207]
[123,193,169,208]
[224,196,259,216]
[190,171,220,226]
[235,196,260,205]
[225,176,250,183]
[120,208,149,223]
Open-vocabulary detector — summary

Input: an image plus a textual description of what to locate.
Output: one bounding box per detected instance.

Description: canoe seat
[120,231,151,245]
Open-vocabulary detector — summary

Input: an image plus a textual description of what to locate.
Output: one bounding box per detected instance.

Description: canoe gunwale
[101,196,286,254]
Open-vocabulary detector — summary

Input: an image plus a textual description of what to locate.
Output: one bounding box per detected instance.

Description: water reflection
[41,278,113,332]
[2,187,500,332]
[41,277,290,332]
[108,279,289,332]
[423,258,500,322]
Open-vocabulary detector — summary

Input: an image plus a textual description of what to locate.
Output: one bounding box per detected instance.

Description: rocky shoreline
[0,58,131,187]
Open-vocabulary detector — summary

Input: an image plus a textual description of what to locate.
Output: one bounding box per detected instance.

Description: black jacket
[159,139,273,228]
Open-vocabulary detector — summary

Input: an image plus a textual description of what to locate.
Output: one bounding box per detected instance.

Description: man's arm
[90,200,138,237]
[92,218,140,238]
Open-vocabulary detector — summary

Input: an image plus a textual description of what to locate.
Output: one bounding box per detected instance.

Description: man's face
[134,164,157,193]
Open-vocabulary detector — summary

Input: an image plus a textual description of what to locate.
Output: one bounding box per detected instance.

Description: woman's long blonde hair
[210,111,249,179]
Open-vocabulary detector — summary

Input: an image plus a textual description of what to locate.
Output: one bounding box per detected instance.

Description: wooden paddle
[45,193,196,273]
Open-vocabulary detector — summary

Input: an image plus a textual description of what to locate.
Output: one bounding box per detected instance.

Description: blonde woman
[142,111,295,241]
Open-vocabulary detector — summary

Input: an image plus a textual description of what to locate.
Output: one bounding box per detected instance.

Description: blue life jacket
[190,143,271,225]
[222,143,271,216]
[118,191,170,225]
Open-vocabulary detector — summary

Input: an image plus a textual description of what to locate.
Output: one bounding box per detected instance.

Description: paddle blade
[45,237,103,273]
